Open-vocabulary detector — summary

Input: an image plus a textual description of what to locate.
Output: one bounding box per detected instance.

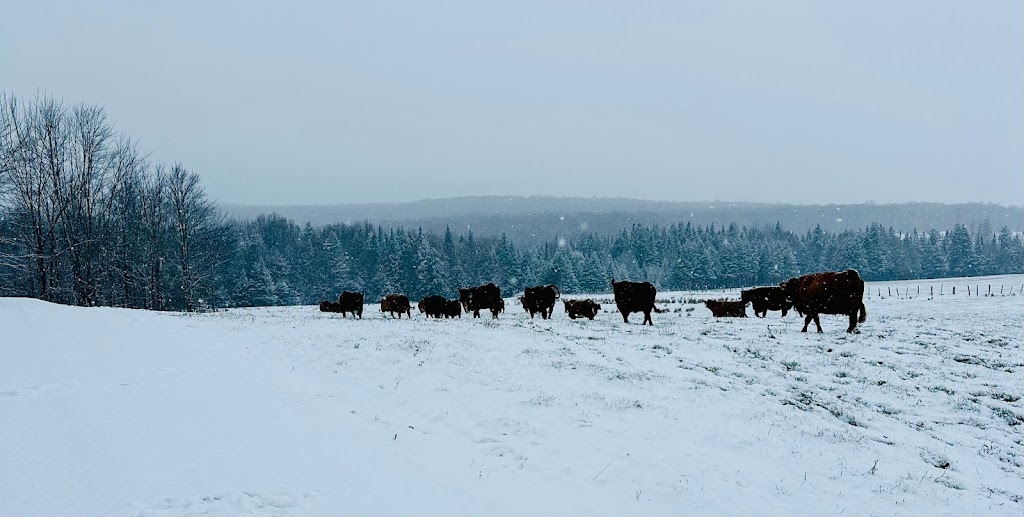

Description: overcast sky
[2,1,1022,206]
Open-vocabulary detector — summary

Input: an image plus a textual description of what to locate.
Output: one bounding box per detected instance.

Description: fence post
[930,286,933,296]
[953,286,955,295]
[967,285,971,296]
[888,287,891,296]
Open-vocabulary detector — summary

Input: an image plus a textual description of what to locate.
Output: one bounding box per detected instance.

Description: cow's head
[779,278,797,293]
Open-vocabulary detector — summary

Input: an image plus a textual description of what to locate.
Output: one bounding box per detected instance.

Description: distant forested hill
[222,198,1024,244]
[5,93,1019,313]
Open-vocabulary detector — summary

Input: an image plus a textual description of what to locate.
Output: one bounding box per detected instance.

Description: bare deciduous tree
[167,163,221,312]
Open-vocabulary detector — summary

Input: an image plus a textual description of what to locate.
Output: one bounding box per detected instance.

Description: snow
[2,274,1023,516]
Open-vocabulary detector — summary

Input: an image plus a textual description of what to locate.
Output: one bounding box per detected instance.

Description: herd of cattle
[319,269,869,333]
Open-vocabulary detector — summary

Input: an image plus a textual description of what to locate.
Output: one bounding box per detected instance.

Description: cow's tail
[858,302,867,323]
[652,304,666,313]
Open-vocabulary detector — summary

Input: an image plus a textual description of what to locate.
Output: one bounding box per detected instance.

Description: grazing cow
[564,299,601,320]
[380,294,412,319]
[740,286,791,318]
[780,269,867,333]
[319,300,341,313]
[610,278,661,325]
[459,283,503,318]
[521,284,560,319]
[443,299,462,318]
[418,295,447,319]
[337,291,364,318]
[704,299,748,317]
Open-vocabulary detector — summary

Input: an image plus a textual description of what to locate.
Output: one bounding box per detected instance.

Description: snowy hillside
[2,274,1022,516]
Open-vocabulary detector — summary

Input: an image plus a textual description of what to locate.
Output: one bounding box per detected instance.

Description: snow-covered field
[2,274,1022,516]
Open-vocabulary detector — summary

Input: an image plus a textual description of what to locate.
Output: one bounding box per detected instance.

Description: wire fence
[865,283,1023,300]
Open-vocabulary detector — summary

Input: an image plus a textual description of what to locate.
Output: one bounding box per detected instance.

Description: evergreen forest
[2,93,1021,311]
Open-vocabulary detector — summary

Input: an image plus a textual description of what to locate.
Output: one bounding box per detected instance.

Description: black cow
[704,299,747,317]
[564,299,601,320]
[610,278,661,325]
[337,291,364,318]
[319,300,341,313]
[459,283,503,318]
[521,284,560,319]
[443,299,462,318]
[740,286,791,318]
[780,269,867,333]
[380,294,412,319]
[418,295,447,319]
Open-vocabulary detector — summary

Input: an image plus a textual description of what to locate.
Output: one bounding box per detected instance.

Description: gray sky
[3,1,1022,206]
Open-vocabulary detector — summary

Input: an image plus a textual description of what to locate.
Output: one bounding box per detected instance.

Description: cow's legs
[643,310,652,326]
[492,308,499,319]
[846,312,858,333]
[813,314,823,333]
[620,310,630,323]
[801,314,813,332]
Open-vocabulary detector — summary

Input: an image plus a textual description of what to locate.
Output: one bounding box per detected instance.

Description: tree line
[0,93,226,311]
[2,93,1021,311]
[211,216,1022,308]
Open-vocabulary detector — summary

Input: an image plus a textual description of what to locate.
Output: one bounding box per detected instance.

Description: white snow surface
[2,274,1023,516]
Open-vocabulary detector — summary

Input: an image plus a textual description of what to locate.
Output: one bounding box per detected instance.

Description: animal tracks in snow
[132,490,319,516]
